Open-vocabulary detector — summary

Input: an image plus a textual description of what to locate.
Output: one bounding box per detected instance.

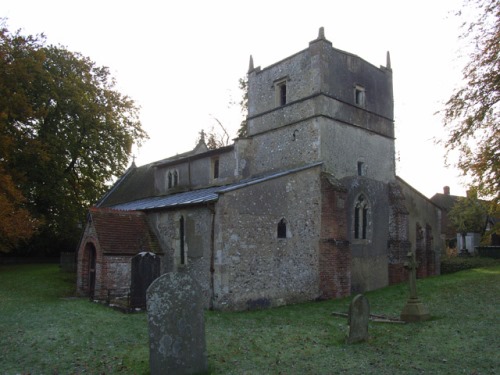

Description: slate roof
[89,207,161,255]
[110,162,324,211]
[97,163,156,207]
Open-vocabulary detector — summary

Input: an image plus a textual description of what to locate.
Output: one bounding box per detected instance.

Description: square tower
[245,27,395,182]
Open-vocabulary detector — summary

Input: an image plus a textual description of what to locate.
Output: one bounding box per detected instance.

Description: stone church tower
[241,27,398,293]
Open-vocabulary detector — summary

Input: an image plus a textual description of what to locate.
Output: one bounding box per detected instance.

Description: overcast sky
[3,0,470,198]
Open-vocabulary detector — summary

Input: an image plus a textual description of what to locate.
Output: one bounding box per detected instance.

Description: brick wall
[319,174,351,299]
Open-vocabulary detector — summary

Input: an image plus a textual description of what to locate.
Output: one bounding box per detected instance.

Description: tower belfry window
[274,77,288,107]
[354,85,365,107]
[279,83,287,106]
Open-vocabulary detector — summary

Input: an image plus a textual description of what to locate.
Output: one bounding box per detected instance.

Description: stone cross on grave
[405,250,418,299]
[400,250,431,323]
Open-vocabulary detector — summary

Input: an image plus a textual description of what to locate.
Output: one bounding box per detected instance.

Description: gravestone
[146,271,208,375]
[130,252,160,309]
[346,294,370,344]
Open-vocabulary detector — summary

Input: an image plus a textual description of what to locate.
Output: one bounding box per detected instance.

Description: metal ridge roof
[110,162,323,211]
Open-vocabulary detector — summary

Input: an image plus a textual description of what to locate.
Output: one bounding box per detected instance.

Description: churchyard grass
[1,261,499,374]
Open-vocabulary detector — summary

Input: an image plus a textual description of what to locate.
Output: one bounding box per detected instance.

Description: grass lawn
[0,262,499,374]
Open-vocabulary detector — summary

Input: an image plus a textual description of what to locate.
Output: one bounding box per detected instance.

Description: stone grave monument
[400,250,431,322]
[146,271,208,375]
[346,294,370,344]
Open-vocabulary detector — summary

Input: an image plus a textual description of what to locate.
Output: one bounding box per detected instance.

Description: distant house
[431,187,499,255]
[77,28,442,310]
[430,186,461,251]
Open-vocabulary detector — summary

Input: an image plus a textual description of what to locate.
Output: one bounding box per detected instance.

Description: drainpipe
[208,203,216,310]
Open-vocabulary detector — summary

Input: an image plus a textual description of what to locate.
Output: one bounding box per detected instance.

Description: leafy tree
[441,0,499,207]
[0,22,147,254]
[0,165,40,252]
[236,76,248,138]
[448,189,488,254]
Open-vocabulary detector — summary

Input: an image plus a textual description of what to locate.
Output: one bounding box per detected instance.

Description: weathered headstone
[400,250,430,322]
[346,294,370,344]
[146,271,208,375]
[130,252,160,309]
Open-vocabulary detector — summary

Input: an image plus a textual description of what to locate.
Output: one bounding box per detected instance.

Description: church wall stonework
[319,118,395,181]
[248,48,317,127]
[398,179,442,277]
[242,119,321,177]
[212,166,322,310]
[148,208,213,308]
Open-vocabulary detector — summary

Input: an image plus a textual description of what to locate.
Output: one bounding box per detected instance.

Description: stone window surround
[273,76,289,107]
[354,84,366,107]
[353,194,371,242]
[357,159,367,177]
[167,169,180,189]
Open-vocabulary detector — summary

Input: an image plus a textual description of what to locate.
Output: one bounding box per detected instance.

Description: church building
[76,28,441,311]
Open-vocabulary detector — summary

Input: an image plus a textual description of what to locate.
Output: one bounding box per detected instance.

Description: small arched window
[277,218,287,239]
[354,195,369,240]
[167,171,173,188]
[173,170,179,186]
[167,169,179,189]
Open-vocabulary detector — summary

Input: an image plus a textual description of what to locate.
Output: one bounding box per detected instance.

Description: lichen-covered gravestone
[146,271,208,375]
[346,294,370,344]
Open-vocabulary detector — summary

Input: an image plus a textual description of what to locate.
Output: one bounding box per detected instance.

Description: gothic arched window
[354,194,369,240]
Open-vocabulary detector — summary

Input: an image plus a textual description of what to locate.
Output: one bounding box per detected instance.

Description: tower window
[357,161,365,176]
[279,83,287,106]
[354,85,365,107]
[274,77,288,107]
[277,218,287,239]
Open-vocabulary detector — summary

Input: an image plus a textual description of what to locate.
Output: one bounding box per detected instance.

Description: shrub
[440,255,500,274]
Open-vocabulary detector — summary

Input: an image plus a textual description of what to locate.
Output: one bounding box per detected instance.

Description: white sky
[3,0,470,198]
